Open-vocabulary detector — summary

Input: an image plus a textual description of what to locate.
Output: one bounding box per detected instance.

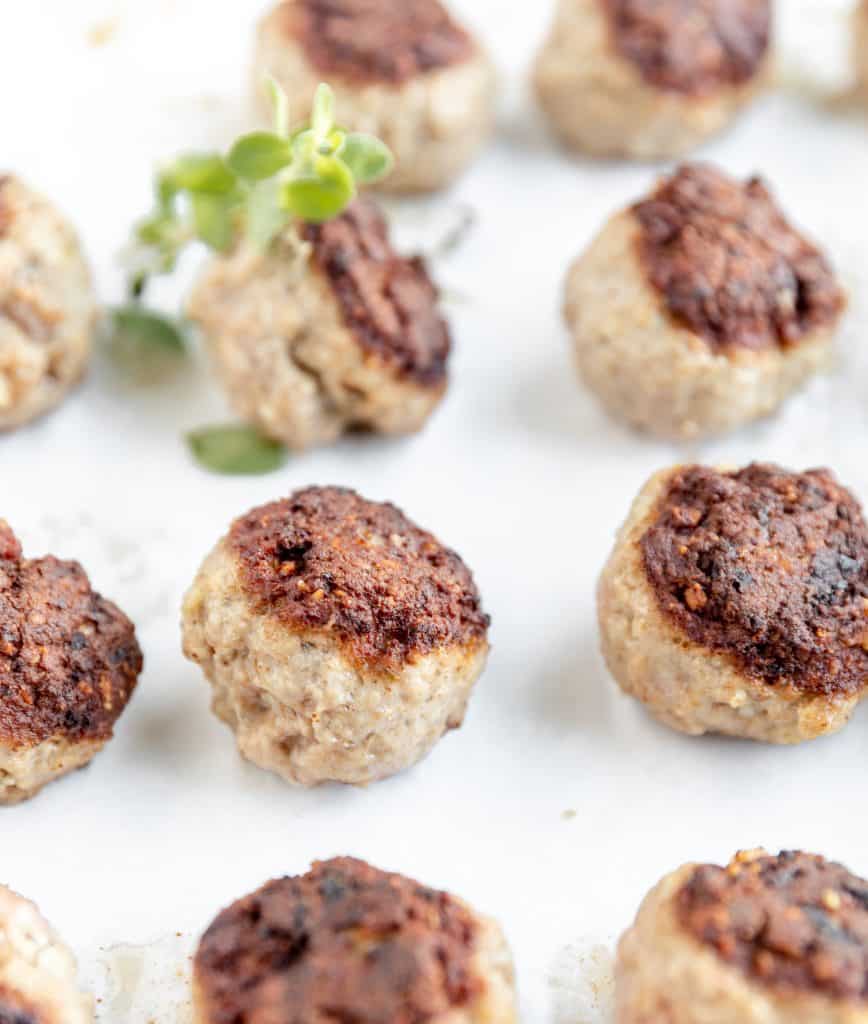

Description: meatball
[187,200,450,451]
[192,857,517,1024]
[253,0,496,192]
[0,175,97,430]
[855,0,868,92]
[181,486,490,786]
[597,463,868,744]
[0,520,143,803]
[616,849,868,1024]
[0,885,93,1024]
[534,0,771,159]
[565,164,846,440]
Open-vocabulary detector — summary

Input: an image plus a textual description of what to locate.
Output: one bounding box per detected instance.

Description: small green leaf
[106,306,188,383]
[311,83,335,141]
[339,133,394,184]
[265,75,290,137]
[192,192,238,252]
[228,132,293,181]
[246,179,290,248]
[187,424,288,475]
[280,156,356,222]
[166,154,237,194]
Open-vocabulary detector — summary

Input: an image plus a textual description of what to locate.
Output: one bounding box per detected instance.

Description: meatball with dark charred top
[565,164,846,439]
[598,463,868,744]
[254,0,496,192]
[616,849,868,1024]
[181,486,490,786]
[186,199,451,451]
[0,520,143,803]
[192,857,517,1024]
[0,175,98,430]
[534,0,772,159]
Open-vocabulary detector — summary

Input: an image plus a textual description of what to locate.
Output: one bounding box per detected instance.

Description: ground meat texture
[229,487,489,670]
[678,851,868,1001]
[0,522,142,748]
[603,0,771,95]
[640,464,868,696]
[194,858,482,1024]
[281,0,474,84]
[633,164,845,354]
[301,201,450,388]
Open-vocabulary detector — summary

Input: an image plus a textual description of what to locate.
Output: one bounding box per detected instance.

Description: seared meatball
[0,885,93,1024]
[187,201,450,451]
[254,0,496,192]
[598,463,868,744]
[617,849,868,1024]
[565,164,845,440]
[534,0,771,159]
[181,487,490,786]
[855,0,868,92]
[0,175,97,430]
[193,857,517,1024]
[0,520,143,803]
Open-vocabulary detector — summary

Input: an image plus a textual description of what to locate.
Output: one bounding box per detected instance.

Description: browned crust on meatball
[602,0,771,96]
[300,200,450,389]
[194,857,483,1024]
[678,850,868,1002]
[640,464,868,697]
[0,521,143,749]
[632,164,845,354]
[229,486,489,671]
[0,176,11,236]
[277,0,474,85]
[0,992,39,1024]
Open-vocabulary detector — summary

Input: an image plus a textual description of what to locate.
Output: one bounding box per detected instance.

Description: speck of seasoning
[562,809,577,820]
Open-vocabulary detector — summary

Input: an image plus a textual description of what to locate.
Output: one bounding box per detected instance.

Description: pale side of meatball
[854,0,868,92]
[187,201,450,451]
[598,464,868,744]
[0,520,143,803]
[565,164,845,440]
[193,858,517,1024]
[182,487,490,786]
[534,0,772,159]
[0,885,93,1024]
[617,850,868,1024]
[254,0,496,192]
[0,175,97,430]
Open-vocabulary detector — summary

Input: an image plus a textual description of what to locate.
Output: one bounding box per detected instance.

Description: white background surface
[3,1,868,1020]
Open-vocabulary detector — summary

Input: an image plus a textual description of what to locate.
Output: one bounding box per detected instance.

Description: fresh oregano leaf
[228,132,293,182]
[166,153,237,194]
[106,306,188,383]
[246,179,290,249]
[192,192,238,252]
[339,133,394,184]
[280,156,355,222]
[187,424,288,475]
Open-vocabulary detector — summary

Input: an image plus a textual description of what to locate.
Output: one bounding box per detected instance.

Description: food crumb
[562,809,577,820]
[87,19,118,47]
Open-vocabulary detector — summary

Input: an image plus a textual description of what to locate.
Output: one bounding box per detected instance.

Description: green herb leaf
[228,132,293,182]
[265,75,290,137]
[192,192,239,252]
[339,133,394,184]
[280,156,356,222]
[246,179,290,248]
[311,83,335,141]
[106,306,188,383]
[166,154,237,194]
[187,424,288,475]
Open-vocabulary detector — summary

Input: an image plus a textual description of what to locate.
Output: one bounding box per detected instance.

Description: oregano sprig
[126,80,393,300]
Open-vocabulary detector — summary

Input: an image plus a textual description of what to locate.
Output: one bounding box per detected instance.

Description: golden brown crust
[0,522,143,749]
[678,850,868,1002]
[193,857,482,1024]
[279,0,474,85]
[633,164,845,354]
[640,464,868,697]
[229,486,489,671]
[603,0,771,96]
[301,200,450,389]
